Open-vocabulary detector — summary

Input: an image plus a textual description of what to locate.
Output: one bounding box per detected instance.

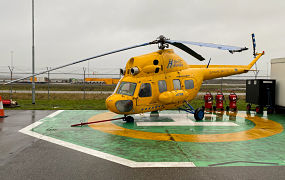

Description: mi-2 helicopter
[6,35,264,122]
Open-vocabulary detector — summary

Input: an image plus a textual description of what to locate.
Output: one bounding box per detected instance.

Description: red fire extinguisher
[213,92,224,111]
[226,92,238,111]
[2,99,18,107]
[203,91,213,110]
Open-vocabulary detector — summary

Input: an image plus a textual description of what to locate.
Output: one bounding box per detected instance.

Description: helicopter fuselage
[106,49,264,115]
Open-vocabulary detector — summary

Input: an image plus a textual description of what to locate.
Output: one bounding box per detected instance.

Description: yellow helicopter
[105,35,263,122]
[6,35,264,122]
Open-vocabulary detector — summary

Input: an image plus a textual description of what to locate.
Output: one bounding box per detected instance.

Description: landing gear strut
[124,115,134,123]
[179,101,204,121]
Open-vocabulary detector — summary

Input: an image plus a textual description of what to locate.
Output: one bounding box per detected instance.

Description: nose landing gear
[124,115,134,123]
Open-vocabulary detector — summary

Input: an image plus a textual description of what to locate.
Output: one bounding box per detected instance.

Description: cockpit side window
[158,80,167,93]
[139,83,152,97]
[173,79,181,90]
[117,82,137,96]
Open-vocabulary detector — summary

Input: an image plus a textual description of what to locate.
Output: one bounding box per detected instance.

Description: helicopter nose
[115,100,133,112]
[106,95,133,114]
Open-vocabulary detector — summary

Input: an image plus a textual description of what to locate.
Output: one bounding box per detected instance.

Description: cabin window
[158,80,167,93]
[139,83,152,97]
[117,82,137,96]
[185,80,194,89]
[173,79,181,90]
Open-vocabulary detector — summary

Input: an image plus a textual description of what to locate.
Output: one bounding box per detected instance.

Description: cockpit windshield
[116,82,137,96]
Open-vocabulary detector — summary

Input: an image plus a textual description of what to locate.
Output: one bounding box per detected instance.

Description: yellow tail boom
[188,51,264,80]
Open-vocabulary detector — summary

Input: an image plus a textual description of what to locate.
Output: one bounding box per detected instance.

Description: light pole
[47,67,51,100]
[88,61,89,78]
[8,66,14,99]
[9,51,14,99]
[31,0,36,104]
[83,67,86,99]
[11,51,14,68]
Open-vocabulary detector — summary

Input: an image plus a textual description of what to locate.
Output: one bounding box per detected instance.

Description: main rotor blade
[4,42,151,85]
[167,41,205,61]
[167,40,248,53]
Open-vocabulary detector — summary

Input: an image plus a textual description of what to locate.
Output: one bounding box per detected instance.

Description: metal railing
[0,70,270,100]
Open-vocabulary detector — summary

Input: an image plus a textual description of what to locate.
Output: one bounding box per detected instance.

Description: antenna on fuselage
[206,58,211,68]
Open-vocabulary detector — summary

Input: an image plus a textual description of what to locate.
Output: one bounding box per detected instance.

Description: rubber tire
[213,106,216,111]
[125,116,134,123]
[226,106,230,111]
[267,106,274,114]
[194,108,204,121]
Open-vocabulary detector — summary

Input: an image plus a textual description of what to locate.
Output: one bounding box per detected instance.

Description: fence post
[83,67,86,99]
[220,77,223,92]
[8,66,14,99]
[47,67,50,100]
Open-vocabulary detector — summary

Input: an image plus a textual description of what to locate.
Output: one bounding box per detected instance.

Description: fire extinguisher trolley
[226,92,238,111]
[213,91,224,111]
[202,91,213,111]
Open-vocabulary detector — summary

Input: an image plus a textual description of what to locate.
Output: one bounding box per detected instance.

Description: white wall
[271,58,285,107]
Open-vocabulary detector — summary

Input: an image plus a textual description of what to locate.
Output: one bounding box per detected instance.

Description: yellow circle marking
[88,112,283,142]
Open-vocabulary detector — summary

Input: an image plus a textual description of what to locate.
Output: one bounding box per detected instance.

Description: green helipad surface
[21,110,285,167]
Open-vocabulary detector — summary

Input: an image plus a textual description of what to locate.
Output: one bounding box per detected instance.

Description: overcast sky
[1,0,285,77]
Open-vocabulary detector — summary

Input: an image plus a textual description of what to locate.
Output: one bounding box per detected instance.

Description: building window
[185,80,194,89]
[173,79,181,90]
[158,80,167,93]
[139,83,152,97]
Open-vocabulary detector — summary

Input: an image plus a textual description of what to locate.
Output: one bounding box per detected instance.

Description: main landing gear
[179,101,204,121]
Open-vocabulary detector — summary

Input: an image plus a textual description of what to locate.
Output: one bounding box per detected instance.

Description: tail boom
[201,52,264,80]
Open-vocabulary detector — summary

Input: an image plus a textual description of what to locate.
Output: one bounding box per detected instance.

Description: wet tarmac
[1,110,285,180]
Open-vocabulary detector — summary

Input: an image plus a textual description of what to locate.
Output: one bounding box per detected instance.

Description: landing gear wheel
[194,108,204,121]
[226,106,230,111]
[213,106,216,111]
[124,116,134,123]
[246,104,251,111]
[267,106,274,114]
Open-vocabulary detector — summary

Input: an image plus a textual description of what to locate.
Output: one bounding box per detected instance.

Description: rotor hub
[150,35,169,50]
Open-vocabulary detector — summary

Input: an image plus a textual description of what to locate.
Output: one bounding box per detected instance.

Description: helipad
[20,110,285,167]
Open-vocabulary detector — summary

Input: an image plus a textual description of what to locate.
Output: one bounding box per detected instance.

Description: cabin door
[136,82,155,108]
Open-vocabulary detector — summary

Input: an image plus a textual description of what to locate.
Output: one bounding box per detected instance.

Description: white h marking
[136,114,239,127]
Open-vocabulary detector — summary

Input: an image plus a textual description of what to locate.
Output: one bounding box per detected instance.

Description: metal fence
[0,70,270,100]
